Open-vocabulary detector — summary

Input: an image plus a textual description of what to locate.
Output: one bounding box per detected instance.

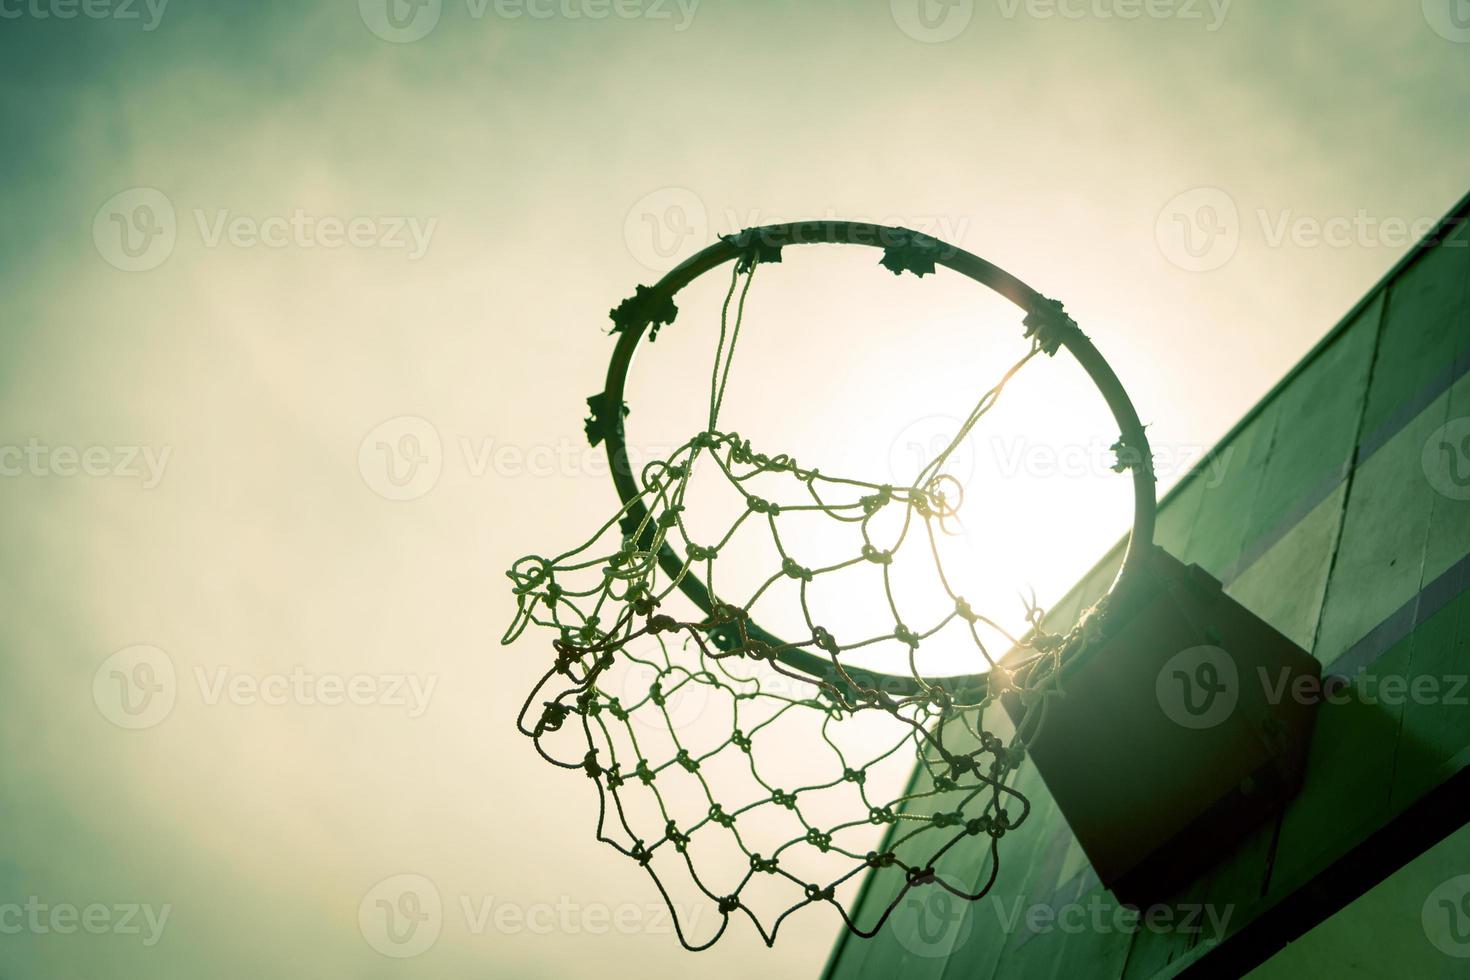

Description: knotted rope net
[505,238,1087,949]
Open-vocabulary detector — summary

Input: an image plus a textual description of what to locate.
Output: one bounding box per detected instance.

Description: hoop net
[504,245,1080,949]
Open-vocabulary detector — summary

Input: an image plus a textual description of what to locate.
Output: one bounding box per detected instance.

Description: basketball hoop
[503,222,1158,948]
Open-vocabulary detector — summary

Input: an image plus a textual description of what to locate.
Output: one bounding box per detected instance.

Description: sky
[2,1,1469,977]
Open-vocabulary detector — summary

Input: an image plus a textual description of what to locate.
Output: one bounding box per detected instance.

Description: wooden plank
[1394,369,1470,808]
[1419,372,1470,592]
[1315,398,1449,668]
[1390,575,1470,810]
[1237,300,1378,567]
[936,762,1067,980]
[1156,474,1205,557]
[1356,226,1470,445]
[1175,407,1279,581]
[1227,484,1347,650]
[1267,639,1413,902]
[1034,879,1135,980]
[1243,817,1470,979]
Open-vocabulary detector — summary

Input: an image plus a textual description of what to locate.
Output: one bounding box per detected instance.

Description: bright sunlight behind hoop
[617,238,1136,678]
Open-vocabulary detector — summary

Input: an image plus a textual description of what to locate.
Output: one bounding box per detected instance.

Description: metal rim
[599,220,1156,699]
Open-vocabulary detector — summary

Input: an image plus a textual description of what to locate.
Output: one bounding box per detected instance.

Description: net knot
[747,495,780,515]
[647,614,679,634]
[906,866,937,886]
[750,853,780,874]
[781,558,813,582]
[861,545,893,565]
[507,556,552,594]
[743,640,773,662]
[718,895,740,915]
[804,883,835,902]
[954,596,978,623]
[812,626,839,654]
[859,486,893,515]
[893,624,920,649]
[665,820,690,853]
[923,474,964,519]
[538,701,570,733]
